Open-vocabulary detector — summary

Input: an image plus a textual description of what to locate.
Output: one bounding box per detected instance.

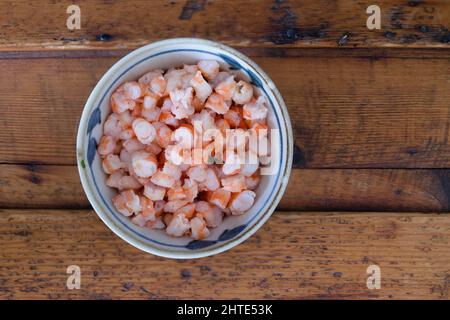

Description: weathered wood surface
[1,53,449,167]
[0,0,449,50]
[0,210,449,300]
[2,164,450,212]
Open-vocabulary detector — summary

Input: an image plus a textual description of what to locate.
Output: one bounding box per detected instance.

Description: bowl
[76,38,293,259]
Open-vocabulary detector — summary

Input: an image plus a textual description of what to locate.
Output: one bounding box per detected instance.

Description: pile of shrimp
[97,60,269,240]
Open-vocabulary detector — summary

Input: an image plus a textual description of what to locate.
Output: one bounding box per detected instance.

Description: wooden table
[1,0,449,300]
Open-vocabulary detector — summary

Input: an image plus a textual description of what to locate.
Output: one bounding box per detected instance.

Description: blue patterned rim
[85,49,283,249]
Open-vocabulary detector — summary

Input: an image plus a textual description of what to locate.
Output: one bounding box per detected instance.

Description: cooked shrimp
[150,170,176,188]
[201,168,220,191]
[111,91,135,114]
[106,170,124,189]
[120,174,143,190]
[98,135,117,156]
[170,87,195,119]
[146,216,165,229]
[229,190,256,214]
[196,201,223,228]
[198,60,219,80]
[166,212,190,237]
[104,113,122,138]
[122,137,145,153]
[143,94,158,110]
[246,172,260,190]
[149,75,167,97]
[183,178,199,202]
[152,122,173,148]
[138,69,163,86]
[224,106,243,128]
[190,71,212,103]
[232,80,253,105]
[131,151,158,178]
[175,203,196,219]
[123,81,143,100]
[215,75,236,100]
[172,124,194,148]
[162,162,182,180]
[221,174,247,192]
[167,184,186,201]
[190,216,210,240]
[222,151,242,175]
[141,106,161,122]
[208,188,231,209]
[102,154,123,174]
[140,196,157,221]
[159,111,180,128]
[205,93,229,114]
[143,181,166,201]
[132,118,156,144]
[187,165,208,182]
[164,200,189,213]
[112,189,141,216]
[243,96,268,120]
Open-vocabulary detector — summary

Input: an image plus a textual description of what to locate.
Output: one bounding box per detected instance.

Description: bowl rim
[76,38,293,259]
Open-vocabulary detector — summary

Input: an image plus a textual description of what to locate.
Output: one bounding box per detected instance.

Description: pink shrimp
[221,174,247,193]
[164,200,189,213]
[122,137,145,154]
[172,124,194,149]
[143,93,158,110]
[138,69,164,86]
[170,87,195,119]
[153,122,173,148]
[190,70,212,103]
[222,151,242,176]
[102,154,123,174]
[149,75,167,97]
[159,111,180,128]
[243,96,268,120]
[104,113,122,138]
[187,165,208,182]
[112,189,141,216]
[190,216,210,240]
[143,181,166,201]
[130,151,158,178]
[204,93,229,114]
[146,216,165,229]
[166,212,190,237]
[208,188,231,209]
[198,60,219,80]
[123,81,143,100]
[111,91,135,114]
[132,118,156,144]
[232,80,253,105]
[98,135,117,156]
[228,190,256,214]
[196,201,223,228]
[201,168,220,191]
[150,170,176,188]
[215,75,236,100]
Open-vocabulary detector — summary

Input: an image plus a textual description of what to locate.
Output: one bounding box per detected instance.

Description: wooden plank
[2,164,450,212]
[0,209,449,299]
[1,55,449,167]
[0,1,449,50]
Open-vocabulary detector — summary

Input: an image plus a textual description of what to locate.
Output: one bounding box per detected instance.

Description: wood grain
[1,54,449,167]
[2,164,450,212]
[0,209,449,299]
[0,0,449,50]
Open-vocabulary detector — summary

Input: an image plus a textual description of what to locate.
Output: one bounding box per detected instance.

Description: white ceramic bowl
[77,38,293,259]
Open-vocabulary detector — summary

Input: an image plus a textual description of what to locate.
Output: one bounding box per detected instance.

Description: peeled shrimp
[205,93,229,114]
[143,181,166,201]
[229,190,256,214]
[232,80,253,105]
[98,135,117,156]
[190,216,210,240]
[198,60,219,80]
[221,174,247,193]
[131,151,158,178]
[132,118,156,144]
